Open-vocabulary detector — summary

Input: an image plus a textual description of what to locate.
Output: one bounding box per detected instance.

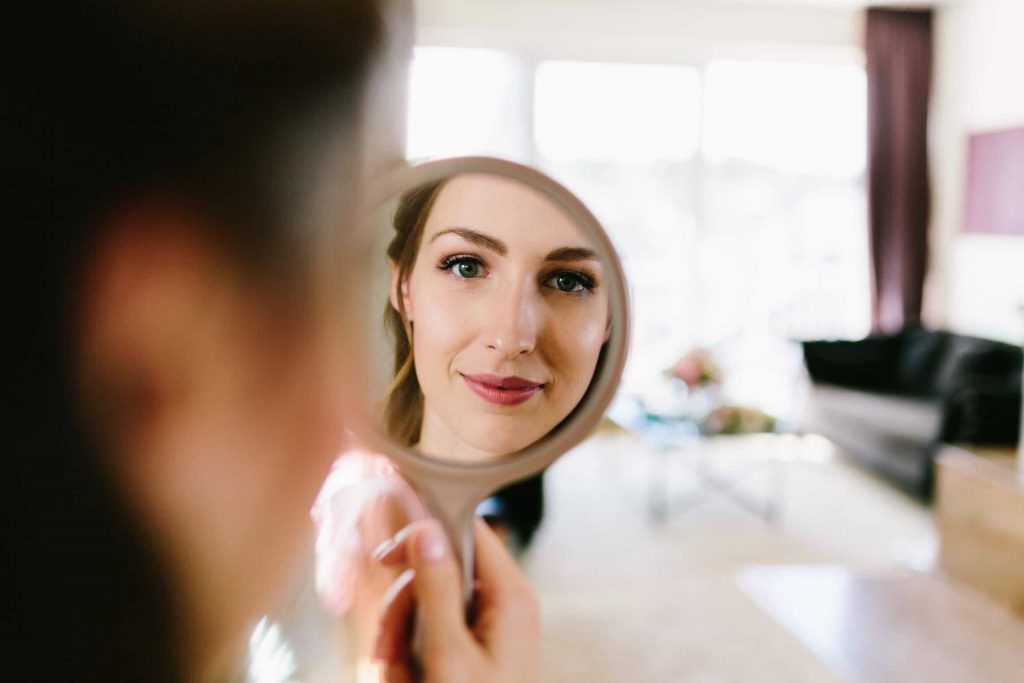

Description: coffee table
[608,395,796,523]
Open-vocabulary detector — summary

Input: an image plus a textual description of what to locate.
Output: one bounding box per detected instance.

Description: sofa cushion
[897,328,950,397]
[804,384,943,444]
[802,335,903,393]
[933,335,1023,398]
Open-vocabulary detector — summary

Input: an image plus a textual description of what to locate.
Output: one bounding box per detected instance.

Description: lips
[461,373,544,406]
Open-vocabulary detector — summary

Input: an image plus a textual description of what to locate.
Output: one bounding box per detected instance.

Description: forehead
[423,173,589,249]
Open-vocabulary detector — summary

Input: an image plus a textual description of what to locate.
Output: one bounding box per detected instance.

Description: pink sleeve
[310,449,427,616]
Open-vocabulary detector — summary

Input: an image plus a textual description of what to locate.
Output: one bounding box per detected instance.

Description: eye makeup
[541,269,597,297]
[439,253,489,280]
[435,248,601,297]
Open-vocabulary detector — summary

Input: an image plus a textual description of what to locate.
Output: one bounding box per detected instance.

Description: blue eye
[544,271,593,294]
[441,255,486,279]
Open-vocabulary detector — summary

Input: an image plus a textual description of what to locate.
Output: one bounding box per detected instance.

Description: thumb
[407,519,470,651]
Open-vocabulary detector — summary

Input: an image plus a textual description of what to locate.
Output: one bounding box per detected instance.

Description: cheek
[547,304,608,389]
[299,339,348,459]
[247,277,351,486]
[409,276,476,381]
[189,311,345,595]
[261,324,347,490]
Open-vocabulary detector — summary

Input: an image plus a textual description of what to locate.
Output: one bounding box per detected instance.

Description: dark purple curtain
[866,8,933,333]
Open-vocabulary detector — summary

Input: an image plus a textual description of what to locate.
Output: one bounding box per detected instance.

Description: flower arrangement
[702,405,777,435]
[667,348,721,388]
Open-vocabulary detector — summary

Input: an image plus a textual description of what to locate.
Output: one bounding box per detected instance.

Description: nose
[484,279,539,359]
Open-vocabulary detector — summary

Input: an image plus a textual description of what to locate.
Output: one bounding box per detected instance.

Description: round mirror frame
[343,156,630,490]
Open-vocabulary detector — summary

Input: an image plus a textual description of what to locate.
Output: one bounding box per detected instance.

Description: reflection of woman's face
[397,174,609,462]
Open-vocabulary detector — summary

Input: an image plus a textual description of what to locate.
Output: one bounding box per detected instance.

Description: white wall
[930,0,1024,343]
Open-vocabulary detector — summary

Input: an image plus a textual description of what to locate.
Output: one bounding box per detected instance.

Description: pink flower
[670,356,703,387]
[669,349,720,388]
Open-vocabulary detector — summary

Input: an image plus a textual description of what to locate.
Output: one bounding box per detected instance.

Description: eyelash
[439,254,487,279]
[438,254,597,297]
[543,270,596,296]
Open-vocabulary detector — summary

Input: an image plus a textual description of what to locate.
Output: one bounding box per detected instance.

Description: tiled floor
[526,431,937,682]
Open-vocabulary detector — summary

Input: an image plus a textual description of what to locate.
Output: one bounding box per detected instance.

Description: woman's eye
[545,271,592,294]
[442,256,486,279]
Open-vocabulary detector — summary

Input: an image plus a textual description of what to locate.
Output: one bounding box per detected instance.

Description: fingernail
[385,568,415,603]
[372,538,396,561]
[414,521,447,564]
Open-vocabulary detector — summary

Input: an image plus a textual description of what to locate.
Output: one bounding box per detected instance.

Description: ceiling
[478,0,943,7]
[733,0,940,6]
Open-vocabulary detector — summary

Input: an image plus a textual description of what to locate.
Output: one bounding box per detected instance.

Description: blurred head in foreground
[5,2,390,678]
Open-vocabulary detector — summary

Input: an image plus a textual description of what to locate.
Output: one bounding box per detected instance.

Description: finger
[406,519,472,653]
[471,518,540,655]
[380,660,414,683]
[357,497,411,598]
[360,493,412,551]
[473,517,533,606]
[373,568,416,664]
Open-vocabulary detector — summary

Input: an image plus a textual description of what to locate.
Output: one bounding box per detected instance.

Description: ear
[388,259,413,322]
[76,202,231,449]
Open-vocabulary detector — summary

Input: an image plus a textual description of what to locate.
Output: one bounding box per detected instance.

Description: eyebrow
[545,246,599,262]
[430,227,599,263]
[431,227,507,256]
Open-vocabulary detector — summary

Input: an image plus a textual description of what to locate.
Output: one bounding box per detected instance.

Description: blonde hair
[383,180,447,446]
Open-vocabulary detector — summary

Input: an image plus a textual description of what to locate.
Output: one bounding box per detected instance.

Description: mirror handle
[411,490,483,668]
[448,508,476,608]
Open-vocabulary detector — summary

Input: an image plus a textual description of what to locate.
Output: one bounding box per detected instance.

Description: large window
[407,48,870,394]
[534,62,701,163]
[406,47,530,162]
[534,61,704,391]
[699,62,870,344]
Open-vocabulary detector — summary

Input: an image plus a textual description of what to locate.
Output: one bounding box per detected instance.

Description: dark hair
[3,3,381,679]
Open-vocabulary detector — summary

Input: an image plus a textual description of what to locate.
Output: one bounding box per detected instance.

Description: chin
[461,419,551,457]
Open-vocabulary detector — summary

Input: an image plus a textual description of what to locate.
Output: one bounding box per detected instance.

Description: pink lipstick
[461,373,543,406]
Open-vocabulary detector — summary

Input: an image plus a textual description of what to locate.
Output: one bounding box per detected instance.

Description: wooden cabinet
[936,444,1024,615]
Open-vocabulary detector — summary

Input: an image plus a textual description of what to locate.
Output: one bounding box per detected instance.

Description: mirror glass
[356,163,624,467]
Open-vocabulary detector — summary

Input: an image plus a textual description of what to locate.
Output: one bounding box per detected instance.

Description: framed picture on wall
[964,126,1024,236]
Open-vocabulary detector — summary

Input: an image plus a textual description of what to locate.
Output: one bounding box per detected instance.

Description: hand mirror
[341,156,629,601]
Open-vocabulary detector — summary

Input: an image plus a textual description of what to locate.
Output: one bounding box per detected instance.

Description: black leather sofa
[800,327,1022,499]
